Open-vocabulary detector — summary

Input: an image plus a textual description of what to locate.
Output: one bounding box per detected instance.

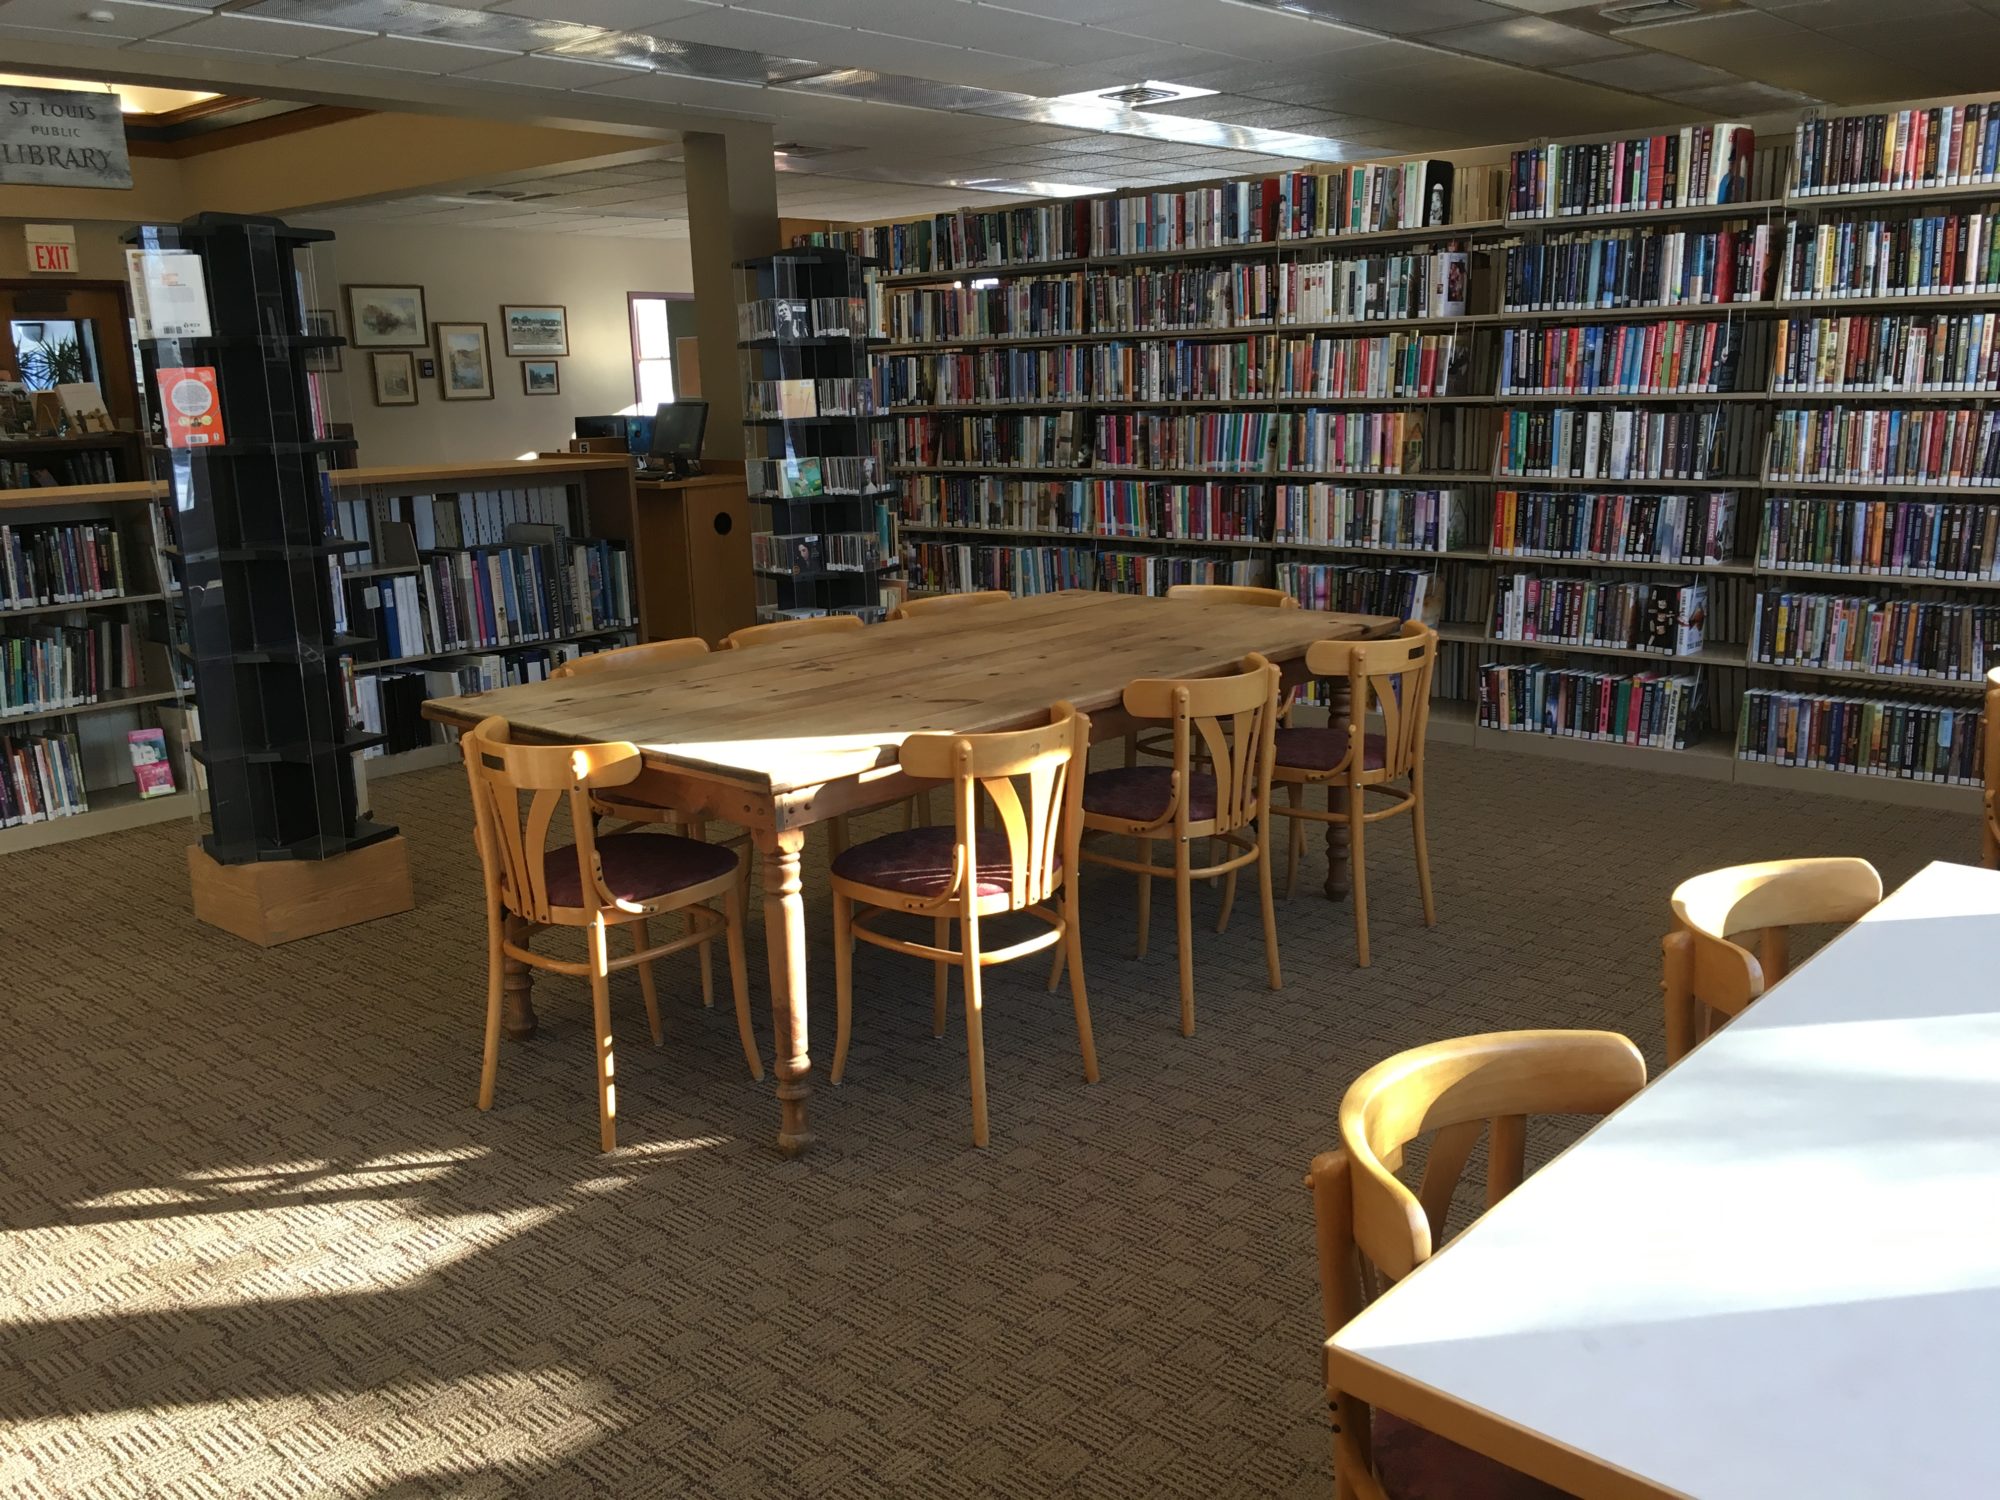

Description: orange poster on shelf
[155,366,225,448]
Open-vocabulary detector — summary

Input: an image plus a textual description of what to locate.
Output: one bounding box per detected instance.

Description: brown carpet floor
[0,743,1972,1498]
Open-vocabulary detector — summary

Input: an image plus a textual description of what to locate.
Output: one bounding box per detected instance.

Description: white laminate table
[1326,859,2000,1499]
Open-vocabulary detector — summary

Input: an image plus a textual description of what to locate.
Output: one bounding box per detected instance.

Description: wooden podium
[634,471,756,644]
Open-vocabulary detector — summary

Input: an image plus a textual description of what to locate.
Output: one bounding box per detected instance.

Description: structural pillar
[684,126,780,460]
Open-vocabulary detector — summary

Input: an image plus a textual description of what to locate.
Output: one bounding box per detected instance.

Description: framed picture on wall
[500,303,568,357]
[303,309,342,372]
[434,322,495,401]
[521,360,560,396]
[343,284,428,348]
[369,350,417,407]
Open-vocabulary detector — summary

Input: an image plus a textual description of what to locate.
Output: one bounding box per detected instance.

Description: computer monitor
[625,414,657,458]
[574,414,627,441]
[650,400,708,468]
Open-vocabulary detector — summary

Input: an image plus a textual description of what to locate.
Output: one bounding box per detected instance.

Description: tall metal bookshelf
[798,96,2000,810]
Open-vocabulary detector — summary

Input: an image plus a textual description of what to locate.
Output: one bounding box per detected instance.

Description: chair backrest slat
[891,589,1011,621]
[1164,583,1298,610]
[1306,621,1436,782]
[552,636,709,678]
[724,614,865,651]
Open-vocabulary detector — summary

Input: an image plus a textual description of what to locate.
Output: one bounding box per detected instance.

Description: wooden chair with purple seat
[461,716,762,1152]
[1075,652,1284,1037]
[1660,856,1882,1064]
[828,701,1097,1148]
[1272,620,1437,968]
[1306,1030,1648,1500]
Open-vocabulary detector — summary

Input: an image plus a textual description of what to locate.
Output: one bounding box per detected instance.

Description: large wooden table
[1327,860,2000,1498]
[425,592,1393,1153]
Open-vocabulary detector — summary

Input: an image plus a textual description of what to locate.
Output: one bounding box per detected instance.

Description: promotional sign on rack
[155,367,226,449]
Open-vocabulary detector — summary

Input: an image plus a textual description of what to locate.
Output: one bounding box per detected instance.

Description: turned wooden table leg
[1324,678,1352,902]
[758,826,813,1156]
[501,913,538,1040]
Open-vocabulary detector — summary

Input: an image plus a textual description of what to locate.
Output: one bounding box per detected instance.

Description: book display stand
[736,248,898,622]
[127,212,411,942]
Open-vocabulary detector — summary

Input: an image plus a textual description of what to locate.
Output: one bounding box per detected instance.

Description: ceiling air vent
[1099,85,1182,107]
[1599,0,1700,24]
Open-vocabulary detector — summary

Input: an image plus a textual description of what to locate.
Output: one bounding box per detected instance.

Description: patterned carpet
[0,742,1973,1498]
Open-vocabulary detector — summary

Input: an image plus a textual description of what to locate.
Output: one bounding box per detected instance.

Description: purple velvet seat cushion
[1372,1410,1577,1500]
[1272,726,1387,773]
[831,826,1032,898]
[542,831,736,907]
[1081,766,1218,823]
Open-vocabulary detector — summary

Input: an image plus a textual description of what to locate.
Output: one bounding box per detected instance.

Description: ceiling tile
[973,0,1157,20]
[1095,5,1388,60]
[1430,15,1634,66]
[148,9,372,52]
[1618,8,1939,103]
[311,33,521,70]
[1556,51,1741,92]
[0,19,136,47]
[1221,0,1520,34]
[487,0,719,24]
[448,51,634,87]
[0,0,207,39]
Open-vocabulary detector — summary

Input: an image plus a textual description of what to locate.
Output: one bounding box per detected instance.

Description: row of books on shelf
[1791,103,2000,197]
[1507,125,1760,221]
[1737,688,1983,784]
[1490,574,1710,657]
[1079,481,1265,543]
[1501,223,1775,312]
[1272,162,1503,242]
[901,540,1250,596]
[334,483,578,557]
[751,530,887,575]
[738,296,871,341]
[342,641,610,758]
[1086,262,1277,334]
[1771,311,2000,392]
[340,539,634,663]
[895,411,1089,470]
[1750,590,2000,682]
[1757,495,2000,579]
[1478,661,1705,751]
[1275,562,1441,623]
[1498,405,1755,481]
[747,455,885,500]
[1278,251,1475,325]
[1765,405,2000,484]
[1780,210,2000,300]
[1495,319,1747,397]
[1492,489,1737,566]
[1,521,131,609]
[746,378,877,420]
[0,730,87,824]
[0,448,124,490]
[1,620,143,718]
[885,277,1086,345]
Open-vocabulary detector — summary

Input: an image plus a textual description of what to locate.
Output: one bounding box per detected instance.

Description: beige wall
[1,214,694,468]
[291,221,692,467]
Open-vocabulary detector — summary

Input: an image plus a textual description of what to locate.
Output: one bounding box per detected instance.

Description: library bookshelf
[0,477,196,853]
[795,95,2000,809]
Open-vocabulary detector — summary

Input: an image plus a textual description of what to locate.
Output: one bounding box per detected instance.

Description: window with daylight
[628,293,678,413]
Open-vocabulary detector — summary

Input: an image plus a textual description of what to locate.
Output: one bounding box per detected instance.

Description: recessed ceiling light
[81,9,116,22]
[1599,0,1701,25]
[1049,80,1219,110]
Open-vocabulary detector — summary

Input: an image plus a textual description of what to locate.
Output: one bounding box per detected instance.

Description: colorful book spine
[1750,590,2000,681]
[1478,661,1703,749]
[1737,687,1984,783]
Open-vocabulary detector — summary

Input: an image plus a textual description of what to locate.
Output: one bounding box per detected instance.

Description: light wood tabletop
[1326,859,2000,1499]
[425,591,1396,1153]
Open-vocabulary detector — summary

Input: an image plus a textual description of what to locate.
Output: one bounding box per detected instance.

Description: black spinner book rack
[736,247,897,617]
[127,212,394,863]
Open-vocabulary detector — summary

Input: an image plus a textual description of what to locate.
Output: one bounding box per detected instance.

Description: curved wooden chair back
[897,702,1089,912]
[723,613,865,650]
[1335,1029,1647,1283]
[890,589,1011,621]
[461,715,642,925]
[552,636,710,679]
[1304,621,1436,782]
[1165,583,1298,609]
[1308,1030,1646,1498]
[1985,668,1999,867]
[1662,856,1882,1060]
[1121,653,1281,835]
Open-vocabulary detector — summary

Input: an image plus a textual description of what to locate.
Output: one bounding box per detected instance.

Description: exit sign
[25,223,74,274]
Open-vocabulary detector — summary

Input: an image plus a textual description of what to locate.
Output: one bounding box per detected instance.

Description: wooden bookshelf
[807,93,2000,802]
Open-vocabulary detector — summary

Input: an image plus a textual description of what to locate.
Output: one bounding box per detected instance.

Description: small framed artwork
[303,308,342,372]
[434,321,495,401]
[369,350,417,407]
[521,360,560,396]
[343,284,428,348]
[501,303,568,358]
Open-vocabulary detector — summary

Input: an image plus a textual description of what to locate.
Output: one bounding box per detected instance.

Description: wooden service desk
[632,470,755,645]
[424,591,1395,1154]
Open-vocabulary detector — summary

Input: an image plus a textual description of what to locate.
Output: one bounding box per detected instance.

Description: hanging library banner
[0,85,132,189]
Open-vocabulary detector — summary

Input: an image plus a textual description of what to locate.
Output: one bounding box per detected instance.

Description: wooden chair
[829,702,1097,1147]
[721,613,865,651]
[1661,857,1882,1064]
[553,636,713,679]
[1272,621,1437,968]
[1984,667,1999,868]
[1078,652,1283,1037]
[1135,585,1298,767]
[460,716,761,1152]
[889,589,1011,621]
[1306,1030,1647,1500]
